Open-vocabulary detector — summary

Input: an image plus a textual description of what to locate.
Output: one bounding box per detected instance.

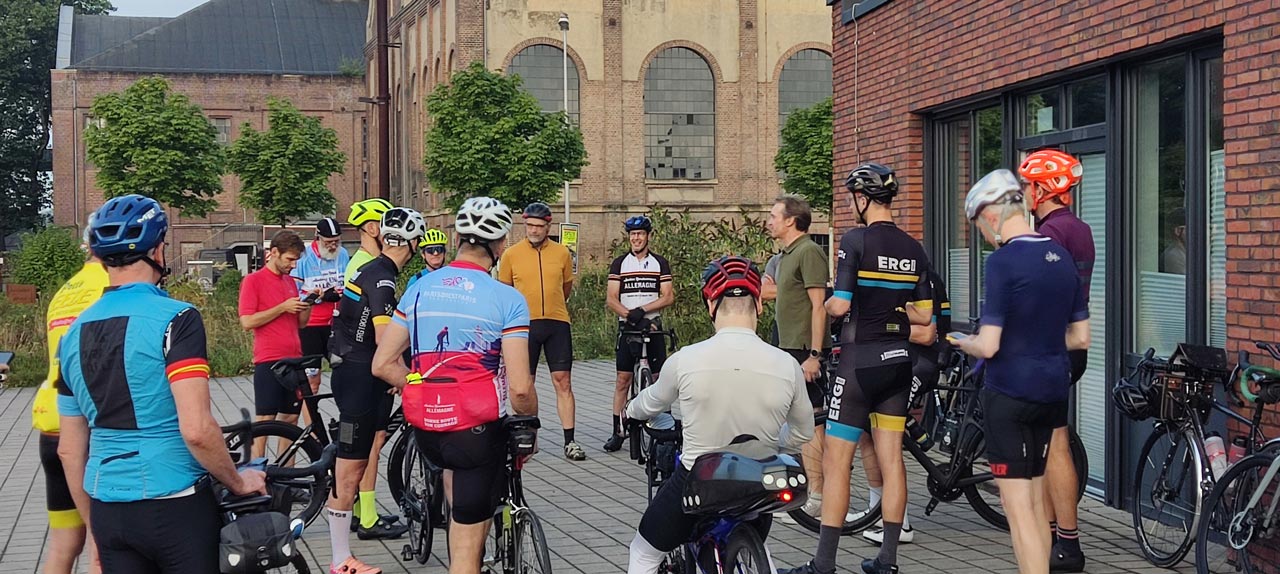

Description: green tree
[11,226,84,292]
[227,98,344,225]
[425,62,587,210]
[0,1,113,240]
[774,97,833,215]
[85,76,225,217]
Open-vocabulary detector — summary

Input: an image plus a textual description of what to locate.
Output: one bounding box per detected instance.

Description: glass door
[1068,144,1107,486]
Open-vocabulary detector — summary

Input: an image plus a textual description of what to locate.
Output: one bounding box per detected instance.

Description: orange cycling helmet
[1018,149,1083,209]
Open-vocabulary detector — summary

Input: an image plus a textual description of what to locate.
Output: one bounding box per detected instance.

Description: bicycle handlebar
[265,444,337,480]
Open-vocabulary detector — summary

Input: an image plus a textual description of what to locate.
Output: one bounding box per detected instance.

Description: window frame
[507,43,581,125]
[643,46,717,182]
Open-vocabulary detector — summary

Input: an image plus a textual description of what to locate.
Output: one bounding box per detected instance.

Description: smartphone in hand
[946,331,969,344]
[300,291,321,304]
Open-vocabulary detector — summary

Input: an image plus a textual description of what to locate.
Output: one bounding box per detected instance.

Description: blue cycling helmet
[624,215,652,233]
[89,194,169,259]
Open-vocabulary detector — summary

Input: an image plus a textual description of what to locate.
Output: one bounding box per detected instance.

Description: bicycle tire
[228,421,328,527]
[722,523,771,574]
[630,366,653,463]
[960,426,1089,531]
[514,508,553,574]
[400,438,436,565]
[387,427,411,506]
[786,497,882,535]
[658,545,694,574]
[1132,425,1203,568]
[1195,451,1279,574]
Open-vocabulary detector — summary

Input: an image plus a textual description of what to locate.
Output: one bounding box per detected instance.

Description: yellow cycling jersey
[32,261,108,433]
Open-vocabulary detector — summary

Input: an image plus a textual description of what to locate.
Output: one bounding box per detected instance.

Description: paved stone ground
[0,360,1191,573]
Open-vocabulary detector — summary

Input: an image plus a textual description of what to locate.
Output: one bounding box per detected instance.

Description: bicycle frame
[1237,454,1280,534]
[682,516,757,574]
[912,353,995,505]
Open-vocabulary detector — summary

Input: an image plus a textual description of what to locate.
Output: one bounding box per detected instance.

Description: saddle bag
[219,512,296,574]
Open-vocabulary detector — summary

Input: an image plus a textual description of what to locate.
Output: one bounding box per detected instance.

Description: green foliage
[0,1,111,241]
[212,268,242,307]
[775,97,833,215]
[338,57,366,77]
[85,76,225,217]
[425,62,587,211]
[569,207,778,358]
[0,295,49,387]
[11,227,85,292]
[228,98,344,225]
[166,272,253,377]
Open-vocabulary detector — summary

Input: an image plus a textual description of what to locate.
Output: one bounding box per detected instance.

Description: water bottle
[1204,433,1228,480]
[1229,436,1248,464]
[290,518,305,540]
[904,417,934,452]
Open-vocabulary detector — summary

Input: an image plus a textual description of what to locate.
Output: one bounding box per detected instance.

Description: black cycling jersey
[832,221,933,369]
[909,267,952,364]
[329,255,399,363]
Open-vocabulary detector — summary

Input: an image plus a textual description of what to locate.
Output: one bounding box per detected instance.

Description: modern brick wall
[831,0,1280,461]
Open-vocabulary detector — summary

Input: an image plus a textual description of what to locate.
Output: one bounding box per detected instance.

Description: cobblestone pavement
[1,360,1191,573]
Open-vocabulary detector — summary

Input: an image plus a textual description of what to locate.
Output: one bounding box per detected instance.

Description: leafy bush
[168,273,253,377]
[212,268,242,307]
[11,227,85,292]
[0,296,49,387]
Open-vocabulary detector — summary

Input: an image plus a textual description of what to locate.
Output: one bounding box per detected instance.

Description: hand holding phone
[946,331,969,344]
[300,291,321,304]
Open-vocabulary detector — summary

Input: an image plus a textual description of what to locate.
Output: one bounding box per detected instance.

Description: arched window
[508,44,580,124]
[778,49,832,132]
[645,47,714,180]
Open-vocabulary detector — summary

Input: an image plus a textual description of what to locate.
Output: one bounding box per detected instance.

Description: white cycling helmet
[965,169,1024,221]
[380,207,426,246]
[455,196,513,241]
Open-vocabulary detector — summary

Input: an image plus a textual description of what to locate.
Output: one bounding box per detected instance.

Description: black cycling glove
[626,307,647,325]
[320,288,342,303]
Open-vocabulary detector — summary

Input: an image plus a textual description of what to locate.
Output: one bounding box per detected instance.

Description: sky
[110,0,210,17]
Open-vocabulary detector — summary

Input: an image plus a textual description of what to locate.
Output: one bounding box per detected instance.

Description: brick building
[372,0,835,263]
[50,0,372,275]
[829,0,1279,508]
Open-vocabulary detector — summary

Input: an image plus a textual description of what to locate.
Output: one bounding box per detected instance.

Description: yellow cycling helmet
[419,228,448,248]
[348,198,394,227]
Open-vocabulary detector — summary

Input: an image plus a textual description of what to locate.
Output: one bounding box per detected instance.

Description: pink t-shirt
[239,266,303,364]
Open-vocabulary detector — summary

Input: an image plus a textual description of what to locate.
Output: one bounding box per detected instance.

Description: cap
[316,217,342,238]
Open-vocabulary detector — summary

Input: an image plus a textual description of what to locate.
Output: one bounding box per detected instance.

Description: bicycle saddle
[269,356,324,392]
[683,436,808,517]
[503,415,541,431]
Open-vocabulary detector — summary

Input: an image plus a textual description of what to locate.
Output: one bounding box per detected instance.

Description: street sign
[560,222,580,274]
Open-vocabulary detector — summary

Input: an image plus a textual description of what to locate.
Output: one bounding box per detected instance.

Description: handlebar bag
[219,511,294,574]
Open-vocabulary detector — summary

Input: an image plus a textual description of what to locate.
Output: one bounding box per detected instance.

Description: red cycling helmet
[1018,149,1083,209]
[701,255,762,303]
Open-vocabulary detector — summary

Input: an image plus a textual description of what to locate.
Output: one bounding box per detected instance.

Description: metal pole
[559,13,570,223]
[376,0,391,200]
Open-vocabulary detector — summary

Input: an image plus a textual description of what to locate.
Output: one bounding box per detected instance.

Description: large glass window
[1207,57,1226,348]
[934,106,1002,324]
[644,47,715,180]
[1070,76,1107,127]
[778,49,832,132]
[1133,57,1187,355]
[1025,88,1060,135]
[508,44,580,124]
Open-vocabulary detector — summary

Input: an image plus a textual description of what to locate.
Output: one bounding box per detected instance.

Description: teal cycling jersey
[56,282,210,503]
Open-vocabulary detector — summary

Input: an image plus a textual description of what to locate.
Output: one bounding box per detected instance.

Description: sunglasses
[421,246,446,255]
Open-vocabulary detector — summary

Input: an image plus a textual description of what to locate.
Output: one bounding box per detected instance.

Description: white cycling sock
[627,532,665,574]
[328,507,352,564]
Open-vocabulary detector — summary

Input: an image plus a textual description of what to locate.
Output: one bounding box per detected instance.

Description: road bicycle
[482,415,554,574]
[1193,344,1280,573]
[621,325,677,464]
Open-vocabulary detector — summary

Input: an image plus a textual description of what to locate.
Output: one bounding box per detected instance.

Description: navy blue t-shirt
[981,235,1088,404]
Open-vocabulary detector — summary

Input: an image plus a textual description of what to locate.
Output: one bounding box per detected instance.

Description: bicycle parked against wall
[1193,344,1280,573]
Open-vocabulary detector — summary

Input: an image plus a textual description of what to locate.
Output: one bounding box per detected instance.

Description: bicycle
[218,408,338,574]
[656,437,808,574]
[621,325,677,464]
[481,415,553,574]
[1193,343,1280,574]
[787,343,1088,533]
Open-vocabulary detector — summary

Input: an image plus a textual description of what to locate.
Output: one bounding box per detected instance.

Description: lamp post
[559,12,570,224]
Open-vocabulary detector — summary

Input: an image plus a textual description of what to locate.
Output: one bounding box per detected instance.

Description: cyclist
[604,215,675,453]
[341,197,400,536]
[783,163,934,574]
[324,207,423,573]
[763,194,830,517]
[498,202,583,461]
[1020,149,1094,573]
[624,256,814,574]
[35,216,106,574]
[372,196,539,574]
[56,194,266,573]
[405,228,450,289]
[292,218,350,393]
[953,169,1090,574]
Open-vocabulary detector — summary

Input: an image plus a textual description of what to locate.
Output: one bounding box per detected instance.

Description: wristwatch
[808,349,821,359]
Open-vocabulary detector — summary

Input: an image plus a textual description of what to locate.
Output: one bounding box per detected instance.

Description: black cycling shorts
[332,360,394,461]
[784,348,827,419]
[253,362,301,417]
[414,423,507,525]
[91,486,220,574]
[981,388,1068,479]
[299,325,331,361]
[39,433,77,514]
[827,361,913,442]
[638,465,773,552]
[529,319,574,373]
[617,328,667,375]
[1069,349,1088,385]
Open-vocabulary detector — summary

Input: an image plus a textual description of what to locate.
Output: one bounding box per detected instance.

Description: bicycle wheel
[658,545,694,574]
[387,427,411,506]
[1195,451,1280,574]
[786,454,881,535]
[722,523,770,574]
[401,439,436,565]
[514,508,553,574]
[228,421,328,527]
[630,366,653,463]
[1132,425,1204,568]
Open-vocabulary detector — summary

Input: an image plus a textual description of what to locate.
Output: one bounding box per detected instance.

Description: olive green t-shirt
[775,235,830,350]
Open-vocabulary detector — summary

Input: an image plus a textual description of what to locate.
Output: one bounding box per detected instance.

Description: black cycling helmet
[522,202,553,222]
[845,162,899,204]
[624,215,652,233]
[1112,377,1154,421]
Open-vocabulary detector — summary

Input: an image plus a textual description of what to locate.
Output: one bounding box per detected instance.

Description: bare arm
[647,281,675,313]
[825,294,850,318]
[298,304,313,327]
[503,337,537,415]
[56,415,94,527]
[173,378,264,494]
[761,281,778,302]
[563,281,574,300]
[910,323,938,346]
[626,355,680,420]
[954,324,1003,359]
[906,302,932,326]
[372,323,411,387]
[783,365,816,453]
[240,300,300,330]
[606,280,629,319]
[1066,319,1091,351]
[807,287,827,352]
